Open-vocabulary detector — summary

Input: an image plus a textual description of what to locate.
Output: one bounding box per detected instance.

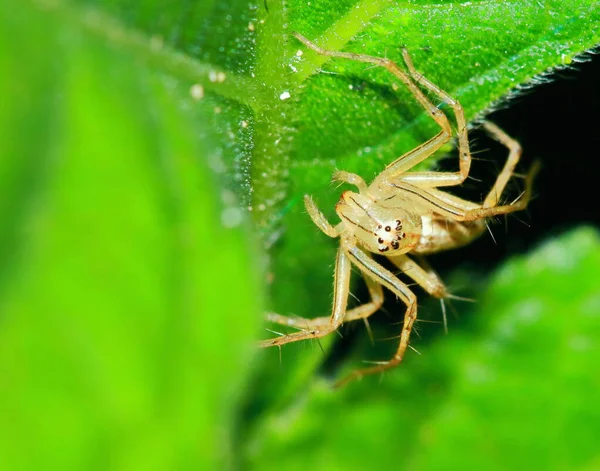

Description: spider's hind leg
[480,121,524,208]
[457,123,538,221]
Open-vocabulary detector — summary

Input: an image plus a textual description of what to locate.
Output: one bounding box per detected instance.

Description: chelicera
[261,33,538,387]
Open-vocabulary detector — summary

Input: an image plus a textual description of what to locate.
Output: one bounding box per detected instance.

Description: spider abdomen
[414,215,485,254]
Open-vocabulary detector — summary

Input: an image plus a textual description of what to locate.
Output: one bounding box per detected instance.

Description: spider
[261,33,538,387]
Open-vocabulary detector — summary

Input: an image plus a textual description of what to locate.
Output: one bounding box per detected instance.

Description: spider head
[336,191,420,254]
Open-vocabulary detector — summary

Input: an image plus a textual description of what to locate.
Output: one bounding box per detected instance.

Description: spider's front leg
[337,242,419,388]
[259,246,352,348]
[265,269,384,330]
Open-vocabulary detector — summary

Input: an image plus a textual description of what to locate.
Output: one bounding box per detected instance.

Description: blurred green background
[1,0,599,470]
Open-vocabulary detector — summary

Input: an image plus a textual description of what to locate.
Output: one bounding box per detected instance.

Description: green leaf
[246,227,600,470]
[0,2,262,470]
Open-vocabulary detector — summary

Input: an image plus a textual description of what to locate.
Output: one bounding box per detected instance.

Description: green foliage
[0,1,261,469]
[0,0,599,470]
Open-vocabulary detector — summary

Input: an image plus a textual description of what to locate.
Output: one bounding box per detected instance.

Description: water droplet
[189,84,204,100]
[221,206,243,228]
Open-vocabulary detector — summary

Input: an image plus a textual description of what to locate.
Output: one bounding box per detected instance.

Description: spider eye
[385,226,391,232]
[377,237,384,244]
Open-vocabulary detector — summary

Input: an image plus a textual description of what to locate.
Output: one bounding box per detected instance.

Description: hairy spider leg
[335,242,418,388]
[390,48,472,188]
[293,33,465,185]
[259,247,352,347]
[332,253,452,387]
[480,121,524,208]
[389,254,448,300]
[386,127,538,224]
[264,267,383,329]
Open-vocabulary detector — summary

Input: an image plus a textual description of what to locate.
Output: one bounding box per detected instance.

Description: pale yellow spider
[262,33,538,387]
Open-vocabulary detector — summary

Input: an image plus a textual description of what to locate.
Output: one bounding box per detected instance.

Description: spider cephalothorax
[335,190,420,255]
